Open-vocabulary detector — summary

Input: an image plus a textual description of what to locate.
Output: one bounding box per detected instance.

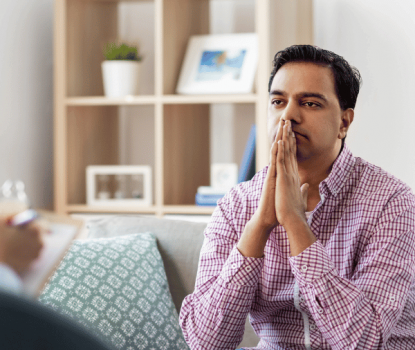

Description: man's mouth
[293,130,307,139]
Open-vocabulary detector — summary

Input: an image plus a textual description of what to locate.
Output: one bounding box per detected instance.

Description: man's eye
[304,102,319,107]
[272,100,283,106]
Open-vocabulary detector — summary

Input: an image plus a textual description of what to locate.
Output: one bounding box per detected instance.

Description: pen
[7,209,39,227]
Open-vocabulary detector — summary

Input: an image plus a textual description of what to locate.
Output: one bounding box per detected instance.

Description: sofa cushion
[86,215,207,312]
[39,232,189,350]
[86,215,260,348]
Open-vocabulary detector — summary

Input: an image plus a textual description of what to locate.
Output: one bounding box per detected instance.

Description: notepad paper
[21,222,80,297]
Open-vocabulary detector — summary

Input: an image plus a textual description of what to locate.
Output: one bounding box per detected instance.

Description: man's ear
[338,108,354,139]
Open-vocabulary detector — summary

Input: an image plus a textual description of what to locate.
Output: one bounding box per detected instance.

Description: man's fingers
[301,183,309,206]
[283,121,293,174]
[266,139,278,180]
[261,139,278,207]
[290,129,296,157]
[291,131,299,176]
[275,119,284,143]
[269,138,278,164]
[277,140,285,172]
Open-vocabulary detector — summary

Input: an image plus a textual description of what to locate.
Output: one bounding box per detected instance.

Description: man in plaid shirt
[180,45,415,349]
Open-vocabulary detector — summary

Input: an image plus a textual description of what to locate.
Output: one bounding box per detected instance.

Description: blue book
[238,124,256,183]
[195,193,224,206]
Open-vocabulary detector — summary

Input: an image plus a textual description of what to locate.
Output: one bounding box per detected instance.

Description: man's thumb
[301,183,309,203]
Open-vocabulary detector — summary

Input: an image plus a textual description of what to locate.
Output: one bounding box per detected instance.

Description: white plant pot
[101,60,141,97]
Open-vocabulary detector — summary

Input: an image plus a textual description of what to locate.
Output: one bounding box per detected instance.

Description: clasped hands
[238,119,315,258]
[257,119,309,232]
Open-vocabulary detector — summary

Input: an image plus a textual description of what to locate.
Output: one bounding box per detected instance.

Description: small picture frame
[211,163,238,189]
[176,33,258,94]
[86,165,152,206]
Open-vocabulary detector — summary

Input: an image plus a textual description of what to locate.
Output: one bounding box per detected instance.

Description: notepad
[19,211,83,297]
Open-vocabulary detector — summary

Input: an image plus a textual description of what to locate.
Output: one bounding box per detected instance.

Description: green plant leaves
[103,43,142,61]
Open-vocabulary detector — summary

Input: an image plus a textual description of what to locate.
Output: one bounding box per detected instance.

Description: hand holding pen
[6,209,39,227]
[0,209,44,276]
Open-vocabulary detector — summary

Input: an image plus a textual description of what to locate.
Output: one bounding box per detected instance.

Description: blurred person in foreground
[180,45,415,349]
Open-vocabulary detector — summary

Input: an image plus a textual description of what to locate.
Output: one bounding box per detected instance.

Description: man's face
[268,62,350,162]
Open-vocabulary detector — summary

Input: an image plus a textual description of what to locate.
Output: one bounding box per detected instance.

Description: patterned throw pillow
[39,233,189,350]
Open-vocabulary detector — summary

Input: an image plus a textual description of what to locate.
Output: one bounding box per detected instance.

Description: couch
[40,215,260,349]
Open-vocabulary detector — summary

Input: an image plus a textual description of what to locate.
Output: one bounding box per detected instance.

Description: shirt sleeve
[0,263,23,294]
[179,195,263,350]
[289,200,415,350]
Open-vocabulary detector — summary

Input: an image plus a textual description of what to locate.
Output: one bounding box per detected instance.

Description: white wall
[0,0,54,209]
[314,0,415,189]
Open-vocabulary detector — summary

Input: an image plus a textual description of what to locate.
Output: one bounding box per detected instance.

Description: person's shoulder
[351,156,415,207]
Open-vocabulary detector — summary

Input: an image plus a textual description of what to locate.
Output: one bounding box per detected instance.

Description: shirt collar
[319,143,355,197]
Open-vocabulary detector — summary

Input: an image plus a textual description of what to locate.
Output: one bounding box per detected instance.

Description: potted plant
[101,42,143,97]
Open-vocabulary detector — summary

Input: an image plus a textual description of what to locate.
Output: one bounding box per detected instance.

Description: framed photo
[176,33,258,94]
[86,165,152,206]
[211,163,238,189]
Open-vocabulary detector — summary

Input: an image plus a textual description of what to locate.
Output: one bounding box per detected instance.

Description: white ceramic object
[101,60,141,97]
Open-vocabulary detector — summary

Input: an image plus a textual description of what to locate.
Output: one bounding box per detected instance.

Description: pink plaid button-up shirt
[180,145,415,350]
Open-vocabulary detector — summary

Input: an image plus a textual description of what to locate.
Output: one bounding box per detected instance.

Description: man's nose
[281,101,301,124]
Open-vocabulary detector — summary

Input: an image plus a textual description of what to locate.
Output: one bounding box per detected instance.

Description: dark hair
[268,45,362,111]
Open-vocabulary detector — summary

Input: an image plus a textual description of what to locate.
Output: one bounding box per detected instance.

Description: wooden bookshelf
[54,0,313,217]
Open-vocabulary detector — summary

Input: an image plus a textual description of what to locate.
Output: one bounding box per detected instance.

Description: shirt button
[299,296,304,302]
[310,323,316,330]
[389,296,396,303]
[317,308,324,314]
[301,265,308,272]
[231,263,238,269]
[245,266,252,272]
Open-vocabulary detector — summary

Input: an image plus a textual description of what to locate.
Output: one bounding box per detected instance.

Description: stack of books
[195,186,228,206]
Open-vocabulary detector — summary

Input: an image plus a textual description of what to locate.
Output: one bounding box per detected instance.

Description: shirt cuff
[220,246,264,286]
[0,263,23,294]
[289,241,337,287]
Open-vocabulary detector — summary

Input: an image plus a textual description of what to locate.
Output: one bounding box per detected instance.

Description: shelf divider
[162,94,258,104]
[66,94,258,106]
[67,205,159,214]
[66,204,214,216]
[66,96,158,106]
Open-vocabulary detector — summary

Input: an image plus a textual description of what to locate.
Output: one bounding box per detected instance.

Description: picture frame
[211,163,238,189]
[86,165,152,206]
[176,33,258,94]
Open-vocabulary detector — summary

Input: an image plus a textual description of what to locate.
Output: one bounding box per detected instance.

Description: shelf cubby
[67,106,119,205]
[163,104,210,205]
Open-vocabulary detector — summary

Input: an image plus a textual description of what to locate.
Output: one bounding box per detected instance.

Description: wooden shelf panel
[67,205,159,214]
[162,94,258,104]
[163,104,210,205]
[83,0,151,2]
[66,94,258,106]
[67,204,214,215]
[162,205,215,215]
[66,96,157,106]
